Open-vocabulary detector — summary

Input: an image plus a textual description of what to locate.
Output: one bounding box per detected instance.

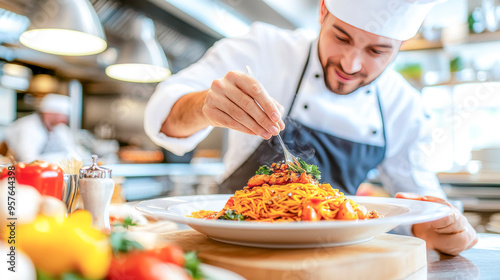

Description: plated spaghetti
[191,161,382,222]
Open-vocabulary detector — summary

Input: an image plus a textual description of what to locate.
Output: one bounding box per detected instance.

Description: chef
[5,93,77,162]
[145,0,477,254]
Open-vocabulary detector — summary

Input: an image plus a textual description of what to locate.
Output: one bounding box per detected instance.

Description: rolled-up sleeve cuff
[150,127,213,156]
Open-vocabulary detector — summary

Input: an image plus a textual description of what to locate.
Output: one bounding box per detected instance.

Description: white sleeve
[144,82,213,156]
[377,81,446,199]
[144,23,269,156]
[7,131,41,163]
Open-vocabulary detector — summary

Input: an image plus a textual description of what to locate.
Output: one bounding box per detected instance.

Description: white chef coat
[144,22,446,198]
[5,114,77,163]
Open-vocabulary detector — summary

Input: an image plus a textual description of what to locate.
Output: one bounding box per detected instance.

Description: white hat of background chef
[40,93,71,115]
[324,0,445,41]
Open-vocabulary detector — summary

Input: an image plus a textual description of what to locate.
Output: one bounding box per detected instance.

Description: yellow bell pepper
[17,210,111,279]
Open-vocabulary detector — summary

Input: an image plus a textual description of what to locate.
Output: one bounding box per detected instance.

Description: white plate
[200,263,246,280]
[136,194,450,248]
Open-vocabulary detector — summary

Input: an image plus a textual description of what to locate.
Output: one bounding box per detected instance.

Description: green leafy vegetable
[218,210,246,221]
[36,271,56,280]
[121,216,137,229]
[110,232,144,255]
[37,271,94,280]
[288,158,321,181]
[61,272,95,280]
[255,165,272,175]
[184,251,205,280]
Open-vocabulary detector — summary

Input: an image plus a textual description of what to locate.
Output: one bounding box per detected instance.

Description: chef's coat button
[372,130,377,135]
[314,74,320,78]
[366,90,371,94]
[304,104,309,110]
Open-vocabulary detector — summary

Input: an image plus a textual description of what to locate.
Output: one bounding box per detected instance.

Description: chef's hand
[395,192,478,255]
[202,71,285,139]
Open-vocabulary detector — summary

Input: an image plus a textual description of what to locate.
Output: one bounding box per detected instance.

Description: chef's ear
[319,0,328,24]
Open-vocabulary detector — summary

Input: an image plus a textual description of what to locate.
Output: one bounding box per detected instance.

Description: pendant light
[19,0,107,56]
[105,15,170,83]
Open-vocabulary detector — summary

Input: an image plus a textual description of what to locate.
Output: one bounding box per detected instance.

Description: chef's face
[318,4,402,95]
[41,112,69,131]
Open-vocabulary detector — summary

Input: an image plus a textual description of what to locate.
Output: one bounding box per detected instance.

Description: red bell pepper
[108,245,189,280]
[1,161,64,200]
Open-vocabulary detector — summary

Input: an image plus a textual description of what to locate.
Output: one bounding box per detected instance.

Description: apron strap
[374,85,387,153]
[286,43,313,116]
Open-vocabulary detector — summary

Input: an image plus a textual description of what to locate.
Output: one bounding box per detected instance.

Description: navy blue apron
[219,44,387,194]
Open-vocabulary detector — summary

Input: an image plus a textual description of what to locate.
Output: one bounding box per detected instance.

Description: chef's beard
[323,60,374,95]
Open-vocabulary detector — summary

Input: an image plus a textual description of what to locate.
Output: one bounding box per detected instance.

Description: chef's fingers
[396,193,455,208]
[203,104,269,138]
[226,71,282,123]
[419,195,460,232]
[429,211,457,232]
[396,192,463,233]
[421,196,454,208]
[432,208,469,235]
[271,98,286,131]
[395,192,423,200]
[213,79,280,136]
[271,98,285,116]
[416,196,466,234]
[204,89,271,138]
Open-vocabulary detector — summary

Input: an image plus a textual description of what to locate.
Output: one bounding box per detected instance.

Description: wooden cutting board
[160,230,427,280]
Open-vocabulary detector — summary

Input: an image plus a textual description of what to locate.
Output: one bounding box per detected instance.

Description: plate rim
[136,194,451,229]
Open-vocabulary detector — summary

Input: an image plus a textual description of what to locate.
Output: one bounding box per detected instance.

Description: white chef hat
[40,93,71,115]
[324,0,445,41]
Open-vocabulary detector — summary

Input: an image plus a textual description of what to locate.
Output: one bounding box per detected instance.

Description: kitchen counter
[105,163,226,200]
[437,172,500,186]
[427,233,499,279]
[105,163,225,177]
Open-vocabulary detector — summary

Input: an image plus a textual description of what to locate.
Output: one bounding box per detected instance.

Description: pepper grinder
[79,155,115,231]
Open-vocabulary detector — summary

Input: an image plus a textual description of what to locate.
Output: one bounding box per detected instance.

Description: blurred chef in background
[5,93,78,162]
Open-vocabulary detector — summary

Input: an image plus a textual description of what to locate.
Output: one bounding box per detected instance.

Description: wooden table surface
[160,230,500,279]
[161,231,427,280]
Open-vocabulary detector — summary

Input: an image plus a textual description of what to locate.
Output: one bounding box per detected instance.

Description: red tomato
[149,244,185,267]
[108,251,189,280]
[302,205,320,221]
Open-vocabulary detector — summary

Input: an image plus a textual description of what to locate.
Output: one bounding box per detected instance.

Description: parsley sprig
[218,210,246,221]
[255,165,272,175]
[110,232,144,255]
[288,158,321,181]
[184,251,205,280]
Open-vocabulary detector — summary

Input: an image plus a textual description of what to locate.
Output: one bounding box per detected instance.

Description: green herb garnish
[121,216,137,229]
[255,165,272,175]
[218,210,246,221]
[37,271,95,280]
[288,158,322,181]
[110,232,144,255]
[184,251,205,280]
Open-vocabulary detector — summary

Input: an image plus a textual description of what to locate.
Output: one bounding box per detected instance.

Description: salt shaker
[78,155,115,231]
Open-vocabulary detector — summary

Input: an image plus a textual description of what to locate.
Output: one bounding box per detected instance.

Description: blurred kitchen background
[0,0,499,232]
